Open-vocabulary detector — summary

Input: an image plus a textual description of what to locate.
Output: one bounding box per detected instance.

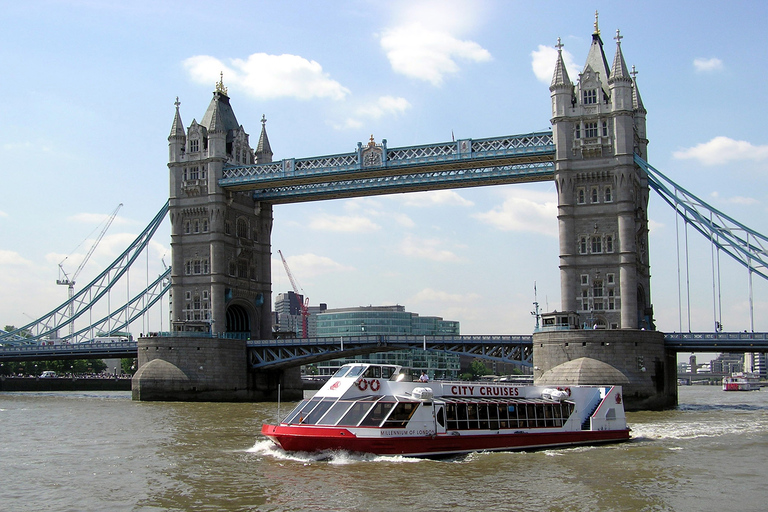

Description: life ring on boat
[356,379,368,391]
[370,379,380,392]
[557,386,571,397]
[615,393,622,404]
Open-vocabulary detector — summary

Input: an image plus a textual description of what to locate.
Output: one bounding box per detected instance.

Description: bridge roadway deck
[1,332,767,367]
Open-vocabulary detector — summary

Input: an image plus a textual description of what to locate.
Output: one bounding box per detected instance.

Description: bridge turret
[168,97,186,163]
[631,66,648,160]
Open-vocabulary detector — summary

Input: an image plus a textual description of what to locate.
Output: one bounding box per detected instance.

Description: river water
[1,386,765,512]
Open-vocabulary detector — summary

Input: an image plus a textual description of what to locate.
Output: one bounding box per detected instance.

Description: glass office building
[313,305,461,379]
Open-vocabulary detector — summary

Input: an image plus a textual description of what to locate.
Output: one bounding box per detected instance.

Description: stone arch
[226,302,252,336]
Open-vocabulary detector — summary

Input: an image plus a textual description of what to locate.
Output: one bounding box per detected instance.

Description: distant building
[273,291,326,337]
[314,305,461,379]
[710,353,743,375]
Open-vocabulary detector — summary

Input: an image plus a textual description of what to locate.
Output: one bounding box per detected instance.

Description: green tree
[461,359,492,381]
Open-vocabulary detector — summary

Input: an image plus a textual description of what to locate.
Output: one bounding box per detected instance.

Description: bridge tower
[534,17,676,409]
[133,77,301,401]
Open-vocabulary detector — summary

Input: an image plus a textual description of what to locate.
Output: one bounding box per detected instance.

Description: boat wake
[246,440,423,465]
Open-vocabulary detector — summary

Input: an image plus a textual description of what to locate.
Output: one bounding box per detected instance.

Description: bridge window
[184,221,190,234]
[579,237,588,254]
[577,188,586,204]
[593,280,604,298]
[606,235,614,253]
[591,236,602,253]
[190,166,199,180]
[602,121,609,137]
[575,124,581,139]
[585,122,598,138]
[608,289,615,310]
[190,139,199,153]
[591,187,599,203]
[604,186,612,202]
[225,221,232,235]
[583,89,597,105]
[236,218,248,238]
[581,274,589,286]
[607,273,615,285]
[194,220,199,233]
[228,262,236,276]
[237,261,248,279]
[202,219,209,232]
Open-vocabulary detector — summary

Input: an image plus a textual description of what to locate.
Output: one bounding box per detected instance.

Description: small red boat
[722,372,761,391]
[262,363,630,457]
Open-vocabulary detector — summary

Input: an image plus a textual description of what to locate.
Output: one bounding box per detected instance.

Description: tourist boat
[722,372,761,391]
[261,363,630,457]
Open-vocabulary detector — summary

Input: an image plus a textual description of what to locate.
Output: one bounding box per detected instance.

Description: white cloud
[693,57,723,73]
[308,214,381,233]
[399,234,462,262]
[338,95,412,130]
[709,191,759,206]
[673,136,768,166]
[0,210,8,218]
[379,2,491,86]
[0,250,33,267]
[356,96,411,119]
[395,190,474,207]
[473,189,557,236]
[184,53,350,100]
[531,44,579,84]
[274,253,354,281]
[410,287,480,304]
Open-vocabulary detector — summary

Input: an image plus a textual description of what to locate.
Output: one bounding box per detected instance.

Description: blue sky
[2,1,767,358]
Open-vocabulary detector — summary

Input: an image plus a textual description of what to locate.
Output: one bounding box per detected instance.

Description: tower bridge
[3,18,768,409]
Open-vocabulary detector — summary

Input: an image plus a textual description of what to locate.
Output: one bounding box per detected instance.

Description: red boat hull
[261,424,630,457]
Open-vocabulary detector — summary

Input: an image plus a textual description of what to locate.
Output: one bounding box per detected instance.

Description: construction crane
[57,203,123,338]
[278,250,309,338]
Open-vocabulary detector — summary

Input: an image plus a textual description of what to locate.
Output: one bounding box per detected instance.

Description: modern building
[273,291,326,338]
[312,305,461,379]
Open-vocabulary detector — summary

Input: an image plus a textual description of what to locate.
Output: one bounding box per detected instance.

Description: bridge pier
[132,336,302,401]
[532,330,677,410]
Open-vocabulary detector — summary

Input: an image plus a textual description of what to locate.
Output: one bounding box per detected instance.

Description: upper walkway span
[219,132,555,203]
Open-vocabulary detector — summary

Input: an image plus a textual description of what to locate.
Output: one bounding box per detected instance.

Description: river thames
[1,385,765,511]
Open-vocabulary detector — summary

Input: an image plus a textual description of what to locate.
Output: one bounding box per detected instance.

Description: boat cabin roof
[332,363,414,382]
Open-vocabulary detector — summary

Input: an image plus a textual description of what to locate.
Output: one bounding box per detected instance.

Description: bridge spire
[550,38,572,90]
[256,114,273,164]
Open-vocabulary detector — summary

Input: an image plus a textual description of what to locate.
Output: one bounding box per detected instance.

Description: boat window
[345,366,366,378]
[302,398,337,425]
[382,401,418,428]
[487,403,499,430]
[390,369,413,382]
[478,404,489,429]
[436,406,445,428]
[359,401,395,427]
[466,404,479,429]
[381,366,396,379]
[338,400,377,426]
[446,403,458,430]
[332,366,351,379]
[282,400,311,424]
[316,400,355,425]
[362,366,381,379]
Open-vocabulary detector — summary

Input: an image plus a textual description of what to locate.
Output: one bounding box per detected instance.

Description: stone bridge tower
[534,17,676,410]
[167,77,273,339]
[132,78,300,401]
